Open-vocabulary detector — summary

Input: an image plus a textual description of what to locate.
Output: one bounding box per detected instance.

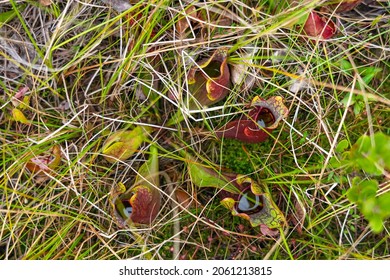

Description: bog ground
[0,0,389,259]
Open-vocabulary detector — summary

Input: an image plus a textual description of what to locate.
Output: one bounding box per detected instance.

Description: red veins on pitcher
[187,48,231,109]
[216,96,288,143]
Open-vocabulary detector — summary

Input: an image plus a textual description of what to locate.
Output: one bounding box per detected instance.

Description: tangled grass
[0,0,389,259]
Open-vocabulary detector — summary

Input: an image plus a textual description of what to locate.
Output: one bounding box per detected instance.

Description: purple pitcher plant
[187,48,231,109]
[186,154,286,233]
[111,145,161,226]
[216,96,289,143]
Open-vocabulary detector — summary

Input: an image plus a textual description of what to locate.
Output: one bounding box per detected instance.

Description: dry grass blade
[1,0,389,260]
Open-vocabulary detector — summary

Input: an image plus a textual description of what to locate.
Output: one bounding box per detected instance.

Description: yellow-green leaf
[102,126,152,163]
[12,108,30,124]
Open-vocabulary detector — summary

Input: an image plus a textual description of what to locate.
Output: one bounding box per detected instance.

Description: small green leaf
[368,215,383,233]
[299,131,308,144]
[0,5,25,24]
[347,178,378,203]
[371,14,384,26]
[339,59,352,74]
[187,161,240,194]
[0,10,16,23]
[18,96,30,110]
[356,158,382,175]
[359,180,379,200]
[353,102,363,115]
[341,92,356,108]
[349,133,389,175]
[361,197,377,217]
[352,186,390,234]
[377,193,390,218]
[373,132,390,169]
[336,139,349,153]
[294,11,310,26]
[347,188,359,204]
[357,67,381,90]
[360,66,381,80]
[353,134,371,154]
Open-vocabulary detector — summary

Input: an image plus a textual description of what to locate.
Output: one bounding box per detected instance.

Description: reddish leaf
[111,146,161,226]
[26,145,62,182]
[303,11,336,40]
[216,96,288,143]
[176,6,198,35]
[13,86,29,101]
[126,185,160,224]
[260,224,280,237]
[175,189,198,209]
[39,0,52,6]
[291,198,306,235]
[188,48,231,109]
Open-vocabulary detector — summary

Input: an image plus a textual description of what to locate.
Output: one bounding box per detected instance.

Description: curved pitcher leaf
[111,145,161,226]
[102,126,152,163]
[188,48,231,109]
[175,146,285,231]
[187,159,240,194]
[219,175,285,231]
[216,96,288,143]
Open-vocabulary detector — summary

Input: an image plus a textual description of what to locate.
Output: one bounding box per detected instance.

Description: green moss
[219,138,275,174]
